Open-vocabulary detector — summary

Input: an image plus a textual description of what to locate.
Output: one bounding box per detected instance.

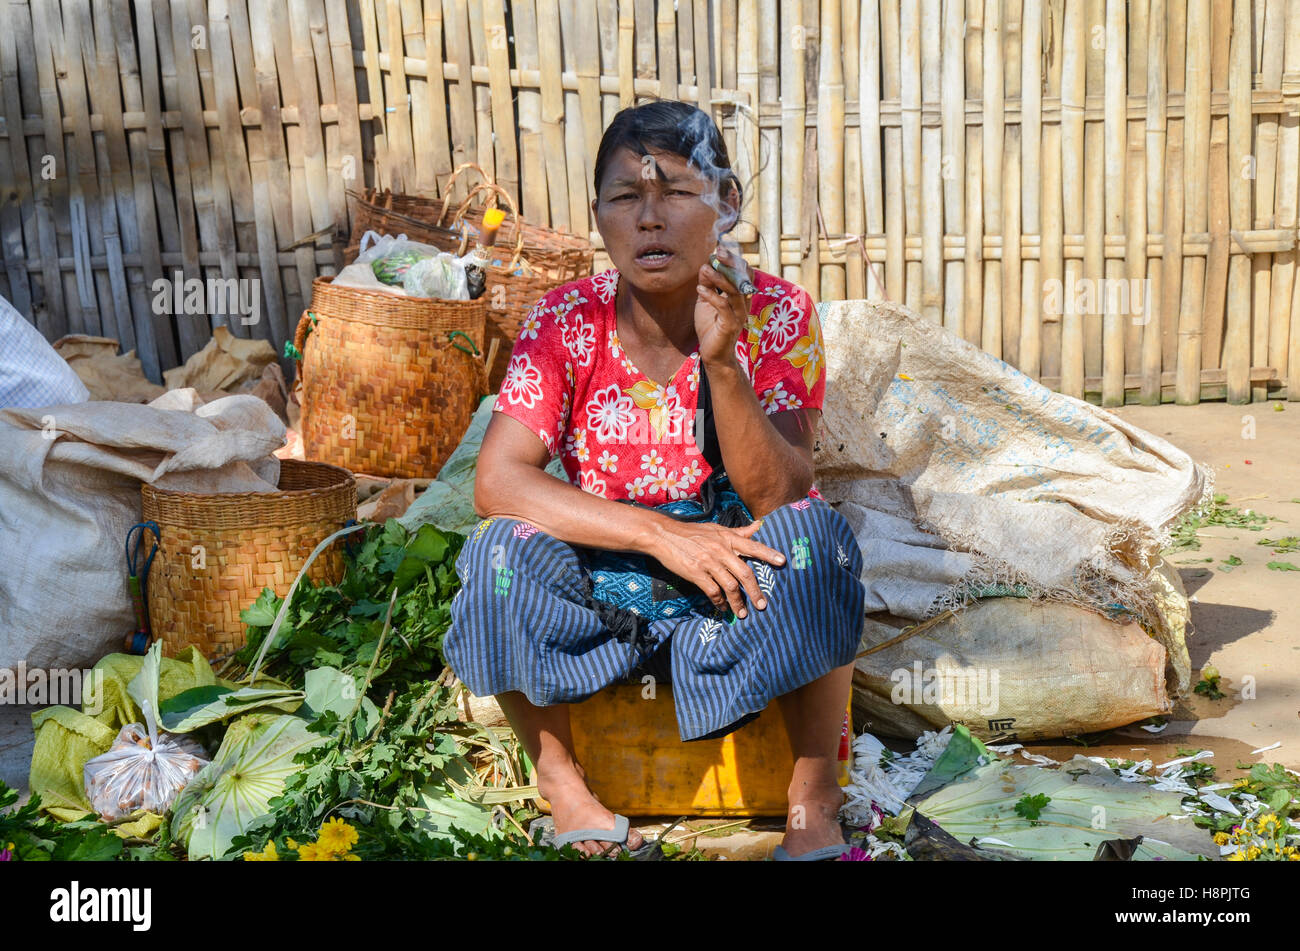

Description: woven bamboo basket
[345,163,594,391]
[296,276,487,479]
[141,460,356,659]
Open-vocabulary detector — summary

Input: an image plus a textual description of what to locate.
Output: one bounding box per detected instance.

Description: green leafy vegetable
[1014,793,1051,824]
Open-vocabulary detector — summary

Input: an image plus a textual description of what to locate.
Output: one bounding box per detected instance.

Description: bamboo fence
[1,0,1298,403]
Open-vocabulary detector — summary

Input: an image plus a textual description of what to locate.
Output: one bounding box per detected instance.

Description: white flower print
[563,427,586,459]
[579,470,607,497]
[558,287,589,315]
[562,315,596,368]
[649,468,676,496]
[501,352,544,408]
[680,458,703,483]
[607,329,622,359]
[592,269,618,303]
[537,427,555,453]
[762,295,803,353]
[624,474,650,499]
[760,384,789,414]
[585,384,636,442]
[518,309,543,340]
[597,450,618,473]
[564,361,575,388]
[733,338,753,380]
[687,357,700,392]
[779,393,803,410]
[640,449,665,471]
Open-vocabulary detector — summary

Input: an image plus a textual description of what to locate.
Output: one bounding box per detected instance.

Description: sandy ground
[1019,401,1300,778]
[2,400,1296,857]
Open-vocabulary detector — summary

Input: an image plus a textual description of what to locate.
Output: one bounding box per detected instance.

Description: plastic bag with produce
[83,700,209,820]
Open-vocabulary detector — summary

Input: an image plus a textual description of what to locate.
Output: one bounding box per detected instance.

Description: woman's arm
[475,412,786,619]
[694,252,819,516]
[702,359,818,516]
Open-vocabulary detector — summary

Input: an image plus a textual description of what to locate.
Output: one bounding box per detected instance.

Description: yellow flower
[242,841,280,862]
[1245,846,1262,861]
[286,838,298,850]
[1212,832,1230,845]
[1226,851,1245,861]
[1257,814,1280,833]
[296,841,329,862]
[317,818,359,855]
[783,310,825,393]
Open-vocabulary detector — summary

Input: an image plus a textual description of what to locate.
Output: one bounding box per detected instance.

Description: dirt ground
[1020,401,1300,778]
[2,399,1296,857]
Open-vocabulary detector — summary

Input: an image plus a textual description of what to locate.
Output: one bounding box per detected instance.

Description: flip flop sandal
[771,843,851,861]
[530,814,654,859]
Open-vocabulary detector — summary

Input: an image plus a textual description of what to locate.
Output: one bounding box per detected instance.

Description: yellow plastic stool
[564,682,852,817]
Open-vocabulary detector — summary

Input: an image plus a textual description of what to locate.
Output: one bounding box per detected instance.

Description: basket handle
[448,330,490,398]
[449,181,528,272]
[435,162,493,226]
[287,310,317,376]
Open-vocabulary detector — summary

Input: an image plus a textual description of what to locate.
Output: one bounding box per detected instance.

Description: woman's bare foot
[537,759,645,858]
[779,777,846,858]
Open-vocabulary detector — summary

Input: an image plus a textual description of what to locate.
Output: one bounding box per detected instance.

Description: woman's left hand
[694,248,750,367]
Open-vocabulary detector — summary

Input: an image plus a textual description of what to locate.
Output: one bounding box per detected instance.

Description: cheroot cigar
[709,253,757,295]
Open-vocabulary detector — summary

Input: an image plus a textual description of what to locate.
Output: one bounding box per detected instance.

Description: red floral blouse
[495,267,826,504]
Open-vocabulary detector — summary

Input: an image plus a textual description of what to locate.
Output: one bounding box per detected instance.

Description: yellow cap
[483,208,507,229]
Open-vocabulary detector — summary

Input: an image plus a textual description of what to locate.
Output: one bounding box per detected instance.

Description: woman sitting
[444,100,865,860]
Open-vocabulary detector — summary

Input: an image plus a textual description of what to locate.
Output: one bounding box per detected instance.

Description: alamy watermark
[1,663,104,715]
[1042,276,1153,324]
[890,661,1000,717]
[151,272,261,326]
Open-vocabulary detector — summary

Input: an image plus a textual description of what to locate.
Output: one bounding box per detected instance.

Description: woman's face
[591,147,740,295]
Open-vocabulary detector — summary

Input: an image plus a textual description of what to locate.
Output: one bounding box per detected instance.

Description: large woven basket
[345,163,594,390]
[296,276,487,479]
[142,460,356,659]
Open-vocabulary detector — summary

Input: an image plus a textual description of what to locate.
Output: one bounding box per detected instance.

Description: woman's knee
[755,498,863,577]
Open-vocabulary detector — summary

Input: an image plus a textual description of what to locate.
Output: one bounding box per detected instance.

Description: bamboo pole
[818,0,845,301]
[1082,0,1104,383]
[1002,0,1022,366]
[618,0,635,108]
[441,0,475,202]
[899,0,922,312]
[1140,0,1165,404]
[1271,0,1300,400]
[861,0,884,300]
[597,0,621,129]
[1200,0,1232,379]
[1284,0,1300,400]
[1177,0,1211,404]
[1223,0,1252,403]
[1124,0,1148,383]
[556,0,590,236]
[799,0,820,295]
[1162,0,1186,386]
[483,0,519,203]
[1101,0,1126,405]
[1019,0,1042,377]
[758,0,780,276]
[736,0,760,249]
[1251,0,1285,402]
[920,0,943,324]
[841,0,864,298]
[513,0,548,226]
[465,2,496,182]
[535,0,569,231]
[964,0,983,342]
[656,0,678,100]
[981,0,1003,357]
[1060,0,1085,395]
[782,0,807,284]
[1040,0,1064,380]
[941,0,966,333]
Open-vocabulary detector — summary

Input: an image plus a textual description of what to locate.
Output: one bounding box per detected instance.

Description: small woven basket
[296,276,487,478]
[345,163,594,391]
[141,460,356,659]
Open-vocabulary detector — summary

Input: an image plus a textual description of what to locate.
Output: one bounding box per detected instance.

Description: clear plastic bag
[331,231,470,300]
[83,700,210,820]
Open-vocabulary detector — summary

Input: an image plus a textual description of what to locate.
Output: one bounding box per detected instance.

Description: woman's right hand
[645,519,786,619]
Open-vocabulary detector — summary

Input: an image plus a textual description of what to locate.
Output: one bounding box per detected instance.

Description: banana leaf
[913,757,1217,861]
[171,714,328,860]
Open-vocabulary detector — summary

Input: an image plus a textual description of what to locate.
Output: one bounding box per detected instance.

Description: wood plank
[1223,0,1252,402]
[536,0,570,231]
[414,0,451,199]
[962,0,982,341]
[556,0,591,234]
[899,0,922,312]
[0,1,38,324]
[486,0,523,201]
[1019,0,1042,377]
[1039,0,1064,380]
[513,0,548,226]
[1101,0,1127,405]
[1176,0,1211,403]
[657,0,678,100]
[1140,0,1165,404]
[1199,0,1232,377]
[1002,0,1022,367]
[359,0,389,189]
[818,0,846,302]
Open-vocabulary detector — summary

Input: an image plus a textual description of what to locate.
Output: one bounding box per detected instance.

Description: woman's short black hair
[592,99,742,224]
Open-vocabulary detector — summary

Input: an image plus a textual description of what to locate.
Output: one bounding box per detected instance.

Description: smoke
[679,110,740,257]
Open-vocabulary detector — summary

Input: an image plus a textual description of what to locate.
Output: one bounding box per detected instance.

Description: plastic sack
[83,700,209,820]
